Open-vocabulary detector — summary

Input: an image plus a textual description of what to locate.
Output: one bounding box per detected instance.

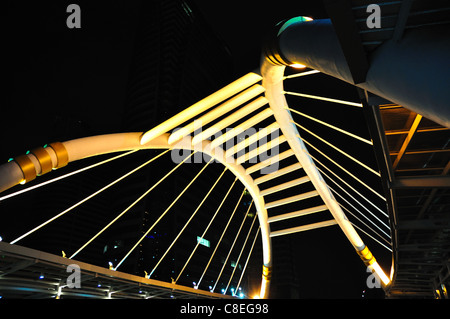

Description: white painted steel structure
[3,5,448,298]
[1,21,394,295]
[0,67,391,298]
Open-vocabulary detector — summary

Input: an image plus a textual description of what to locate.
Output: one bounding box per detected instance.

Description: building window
[197,236,210,248]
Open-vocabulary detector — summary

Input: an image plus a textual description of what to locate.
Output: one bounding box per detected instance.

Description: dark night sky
[2,1,390,299]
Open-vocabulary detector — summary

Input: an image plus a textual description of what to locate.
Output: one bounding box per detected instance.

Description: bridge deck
[0,241,233,299]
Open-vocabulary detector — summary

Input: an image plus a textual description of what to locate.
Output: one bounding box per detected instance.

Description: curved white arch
[0,131,272,298]
[261,61,365,250]
[1,60,392,297]
[261,58,390,286]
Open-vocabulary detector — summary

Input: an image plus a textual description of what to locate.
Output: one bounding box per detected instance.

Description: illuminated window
[197,236,210,248]
[230,261,242,270]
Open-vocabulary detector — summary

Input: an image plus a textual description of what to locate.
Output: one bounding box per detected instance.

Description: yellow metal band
[31,147,53,175]
[13,154,37,183]
[48,142,69,168]
[357,246,376,266]
[262,265,272,280]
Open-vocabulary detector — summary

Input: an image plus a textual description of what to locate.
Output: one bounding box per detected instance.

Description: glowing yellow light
[370,262,391,286]
[290,63,307,69]
[390,263,395,281]
[140,72,262,145]
[442,284,448,298]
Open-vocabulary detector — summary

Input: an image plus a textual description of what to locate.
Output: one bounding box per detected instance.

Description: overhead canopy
[265,2,450,128]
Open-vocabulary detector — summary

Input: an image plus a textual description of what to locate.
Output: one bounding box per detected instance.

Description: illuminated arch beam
[0,132,272,298]
[260,58,390,287]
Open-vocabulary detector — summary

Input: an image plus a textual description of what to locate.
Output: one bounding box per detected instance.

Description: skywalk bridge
[1,0,449,299]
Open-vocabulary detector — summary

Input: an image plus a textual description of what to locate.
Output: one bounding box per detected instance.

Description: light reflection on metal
[289,63,307,69]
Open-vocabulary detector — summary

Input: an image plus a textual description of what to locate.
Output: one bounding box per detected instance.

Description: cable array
[283,68,392,253]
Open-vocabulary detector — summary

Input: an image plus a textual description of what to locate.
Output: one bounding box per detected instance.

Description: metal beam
[390,147,450,156]
[404,160,450,243]
[265,191,319,209]
[270,220,338,237]
[359,89,399,288]
[0,239,233,299]
[385,126,449,136]
[398,219,450,230]
[140,72,263,145]
[0,259,36,278]
[398,244,450,252]
[395,167,447,173]
[392,0,414,42]
[245,149,294,175]
[260,176,310,196]
[388,290,433,297]
[268,205,328,223]
[392,114,422,170]
[254,162,302,185]
[391,175,450,188]
[324,0,370,84]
